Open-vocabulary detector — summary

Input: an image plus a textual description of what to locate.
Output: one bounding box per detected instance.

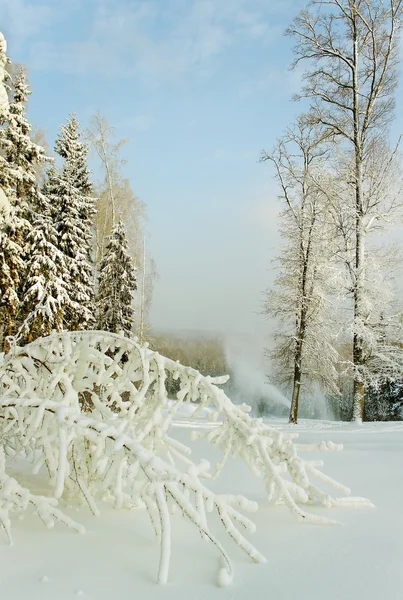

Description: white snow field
[1,415,402,600]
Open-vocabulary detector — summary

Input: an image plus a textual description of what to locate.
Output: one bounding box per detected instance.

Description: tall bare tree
[261,116,339,423]
[87,111,127,262]
[287,0,403,421]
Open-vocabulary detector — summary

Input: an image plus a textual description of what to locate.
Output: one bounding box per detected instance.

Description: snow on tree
[327,143,403,385]
[0,213,25,349]
[97,219,137,337]
[287,0,403,421]
[0,32,9,119]
[87,112,157,341]
[0,32,20,351]
[261,116,339,424]
[0,66,50,213]
[0,55,52,348]
[0,59,26,348]
[0,330,372,585]
[366,376,403,421]
[49,115,96,330]
[19,204,69,342]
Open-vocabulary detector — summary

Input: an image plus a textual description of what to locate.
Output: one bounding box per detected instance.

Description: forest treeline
[0,55,156,351]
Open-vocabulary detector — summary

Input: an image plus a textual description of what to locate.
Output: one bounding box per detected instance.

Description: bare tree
[137,236,159,345]
[87,112,127,262]
[287,0,403,421]
[261,115,339,423]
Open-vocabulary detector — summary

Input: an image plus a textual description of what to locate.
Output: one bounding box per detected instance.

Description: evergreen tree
[0,65,48,348]
[20,201,69,342]
[0,31,8,117]
[98,220,137,337]
[0,211,25,349]
[50,115,96,330]
[0,66,49,216]
[0,41,62,349]
[365,378,403,421]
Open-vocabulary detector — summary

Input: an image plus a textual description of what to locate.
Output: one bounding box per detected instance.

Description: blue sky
[2,0,309,334]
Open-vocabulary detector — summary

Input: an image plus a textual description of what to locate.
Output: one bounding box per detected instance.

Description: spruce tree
[0,66,49,217]
[0,65,49,348]
[0,212,25,349]
[98,220,137,337]
[0,31,8,117]
[50,115,96,330]
[0,41,19,350]
[20,200,69,342]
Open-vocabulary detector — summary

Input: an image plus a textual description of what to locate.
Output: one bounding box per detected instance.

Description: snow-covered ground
[2,417,403,600]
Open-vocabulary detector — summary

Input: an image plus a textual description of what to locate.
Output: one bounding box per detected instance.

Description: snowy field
[2,415,403,600]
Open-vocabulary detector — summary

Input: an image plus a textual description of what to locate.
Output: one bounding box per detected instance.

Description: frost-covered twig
[0,330,372,584]
[0,394,264,585]
[0,447,84,544]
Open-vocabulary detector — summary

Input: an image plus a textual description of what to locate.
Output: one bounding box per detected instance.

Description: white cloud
[23,0,287,82]
[0,0,80,45]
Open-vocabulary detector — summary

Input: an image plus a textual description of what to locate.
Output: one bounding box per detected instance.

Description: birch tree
[87,111,126,262]
[261,116,339,423]
[287,0,403,421]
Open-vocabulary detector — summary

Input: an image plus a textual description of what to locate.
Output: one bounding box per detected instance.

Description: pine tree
[20,201,69,342]
[0,212,25,349]
[0,66,49,225]
[0,31,8,118]
[0,40,20,351]
[0,65,51,348]
[50,115,96,331]
[98,220,137,337]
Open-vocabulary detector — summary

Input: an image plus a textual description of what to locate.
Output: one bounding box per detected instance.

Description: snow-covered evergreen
[0,55,26,348]
[0,31,9,119]
[0,60,52,348]
[49,115,96,330]
[0,32,17,350]
[98,219,137,336]
[19,203,69,342]
[0,66,49,213]
[0,213,25,349]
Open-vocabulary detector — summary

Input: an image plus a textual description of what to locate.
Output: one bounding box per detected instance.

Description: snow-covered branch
[0,330,371,584]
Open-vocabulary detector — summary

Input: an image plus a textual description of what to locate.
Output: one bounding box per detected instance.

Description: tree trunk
[289,364,302,424]
[353,378,364,421]
[352,13,365,422]
[289,326,304,424]
[352,210,366,422]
